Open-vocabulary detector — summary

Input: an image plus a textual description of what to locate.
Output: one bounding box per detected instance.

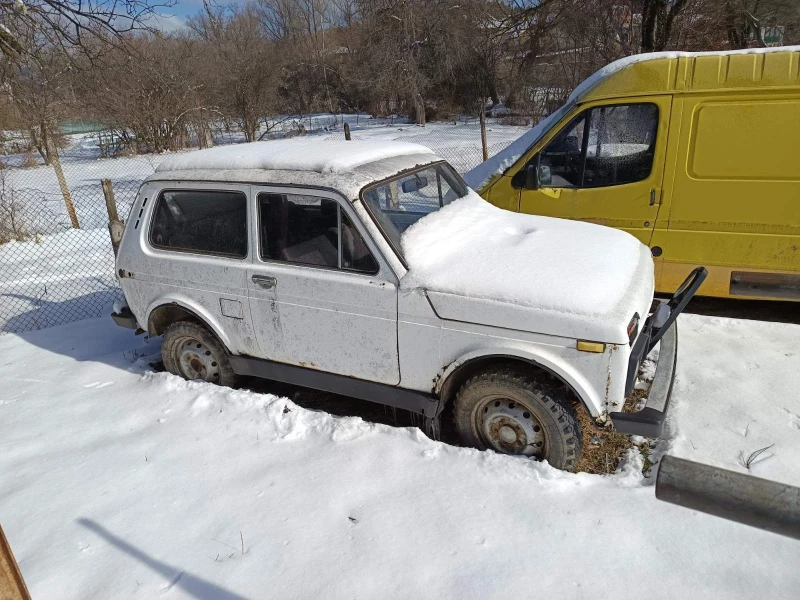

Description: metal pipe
[656,455,800,540]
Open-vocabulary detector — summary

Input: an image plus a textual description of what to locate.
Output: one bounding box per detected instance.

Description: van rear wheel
[161,321,239,387]
[453,368,582,471]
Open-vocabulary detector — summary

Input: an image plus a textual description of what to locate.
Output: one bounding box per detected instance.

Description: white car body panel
[115,148,657,423]
[246,186,400,384]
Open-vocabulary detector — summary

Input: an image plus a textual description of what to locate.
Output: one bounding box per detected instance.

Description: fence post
[479,110,489,162]
[0,524,32,600]
[50,151,79,229]
[344,122,351,141]
[102,179,124,257]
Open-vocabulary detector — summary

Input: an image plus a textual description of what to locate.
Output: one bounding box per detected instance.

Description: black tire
[161,321,239,388]
[454,367,582,471]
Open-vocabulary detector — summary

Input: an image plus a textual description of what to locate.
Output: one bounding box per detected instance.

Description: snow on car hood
[400,193,654,343]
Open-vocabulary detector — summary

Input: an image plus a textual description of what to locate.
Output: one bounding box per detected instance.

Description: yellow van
[467,47,800,301]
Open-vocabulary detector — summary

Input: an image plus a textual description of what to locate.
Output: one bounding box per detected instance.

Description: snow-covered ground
[1,312,799,599]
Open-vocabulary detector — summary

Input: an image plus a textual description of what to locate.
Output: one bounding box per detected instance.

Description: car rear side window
[259,193,378,274]
[150,190,248,258]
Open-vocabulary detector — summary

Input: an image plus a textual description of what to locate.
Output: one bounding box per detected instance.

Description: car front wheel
[453,367,582,471]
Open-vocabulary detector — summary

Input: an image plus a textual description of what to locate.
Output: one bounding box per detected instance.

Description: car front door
[513,97,672,246]
[246,187,400,385]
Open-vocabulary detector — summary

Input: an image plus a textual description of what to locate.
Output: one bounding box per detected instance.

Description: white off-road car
[112,139,705,470]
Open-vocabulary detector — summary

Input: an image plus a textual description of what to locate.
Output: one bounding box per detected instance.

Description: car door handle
[252,275,277,289]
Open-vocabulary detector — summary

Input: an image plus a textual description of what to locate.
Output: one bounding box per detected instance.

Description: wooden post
[0,524,32,600]
[344,122,351,141]
[479,109,489,162]
[102,179,124,257]
[50,149,79,229]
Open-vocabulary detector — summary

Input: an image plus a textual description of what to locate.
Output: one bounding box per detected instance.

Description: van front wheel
[161,321,239,387]
[454,368,582,471]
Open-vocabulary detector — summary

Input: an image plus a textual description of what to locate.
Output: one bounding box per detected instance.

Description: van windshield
[361,162,468,261]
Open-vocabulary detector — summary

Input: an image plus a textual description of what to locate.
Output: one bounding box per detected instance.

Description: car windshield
[361,162,469,261]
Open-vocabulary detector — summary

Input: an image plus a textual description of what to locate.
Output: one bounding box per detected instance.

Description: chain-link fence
[0,117,527,334]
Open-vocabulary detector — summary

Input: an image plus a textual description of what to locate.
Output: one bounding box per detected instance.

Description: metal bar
[656,455,800,540]
[229,355,439,417]
[479,110,488,161]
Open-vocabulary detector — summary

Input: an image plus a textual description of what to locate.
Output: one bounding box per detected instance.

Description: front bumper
[609,267,708,438]
[609,320,677,437]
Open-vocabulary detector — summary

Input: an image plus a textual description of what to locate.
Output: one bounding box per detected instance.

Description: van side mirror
[525,164,539,190]
[537,165,552,187]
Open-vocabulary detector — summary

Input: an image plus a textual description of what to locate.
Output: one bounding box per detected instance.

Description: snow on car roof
[464,45,800,191]
[148,147,442,201]
[156,139,436,174]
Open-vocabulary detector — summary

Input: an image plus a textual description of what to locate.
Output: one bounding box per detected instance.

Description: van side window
[259,193,378,274]
[537,114,587,188]
[150,190,248,258]
[532,103,659,189]
[583,104,658,187]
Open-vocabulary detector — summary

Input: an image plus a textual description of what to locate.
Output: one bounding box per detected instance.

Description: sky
[147,0,247,32]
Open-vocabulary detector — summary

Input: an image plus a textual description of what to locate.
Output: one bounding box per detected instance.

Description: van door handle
[252,275,277,289]
[649,189,658,206]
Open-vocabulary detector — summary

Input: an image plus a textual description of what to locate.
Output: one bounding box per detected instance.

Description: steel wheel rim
[475,395,546,457]
[175,337,219,382]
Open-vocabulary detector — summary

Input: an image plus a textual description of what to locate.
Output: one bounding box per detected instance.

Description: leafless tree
[189,2,280,141]
[0,0,176,59]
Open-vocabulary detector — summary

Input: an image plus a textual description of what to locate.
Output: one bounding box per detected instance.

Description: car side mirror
[537,165,552,187]
[525,164,539,190]
[401,175,429,193]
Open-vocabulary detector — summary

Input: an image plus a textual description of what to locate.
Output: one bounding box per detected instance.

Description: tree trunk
[414,93,426,126]
[641,0,660,52]
[30,126,50,166]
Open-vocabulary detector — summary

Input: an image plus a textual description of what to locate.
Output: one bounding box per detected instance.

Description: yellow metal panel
[662,92,800,300]
[485,175,519,212]
[581,58,677,101]
[582,50,800,103]
[689,100,800,180]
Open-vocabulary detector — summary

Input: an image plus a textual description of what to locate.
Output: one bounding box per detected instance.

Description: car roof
[146,140,442,200]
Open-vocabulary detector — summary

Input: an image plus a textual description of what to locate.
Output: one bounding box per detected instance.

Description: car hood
[400,193,654,343]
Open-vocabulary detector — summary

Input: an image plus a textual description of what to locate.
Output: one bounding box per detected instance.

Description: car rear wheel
[161,321,239,387]
[453,367,582,471]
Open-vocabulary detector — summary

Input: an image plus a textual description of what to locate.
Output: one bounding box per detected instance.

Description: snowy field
[1,313,799,599]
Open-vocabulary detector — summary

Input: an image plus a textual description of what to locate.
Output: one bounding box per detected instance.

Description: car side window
[523,103,659,189]
[150,190,248,258]
[259,193,378,274]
